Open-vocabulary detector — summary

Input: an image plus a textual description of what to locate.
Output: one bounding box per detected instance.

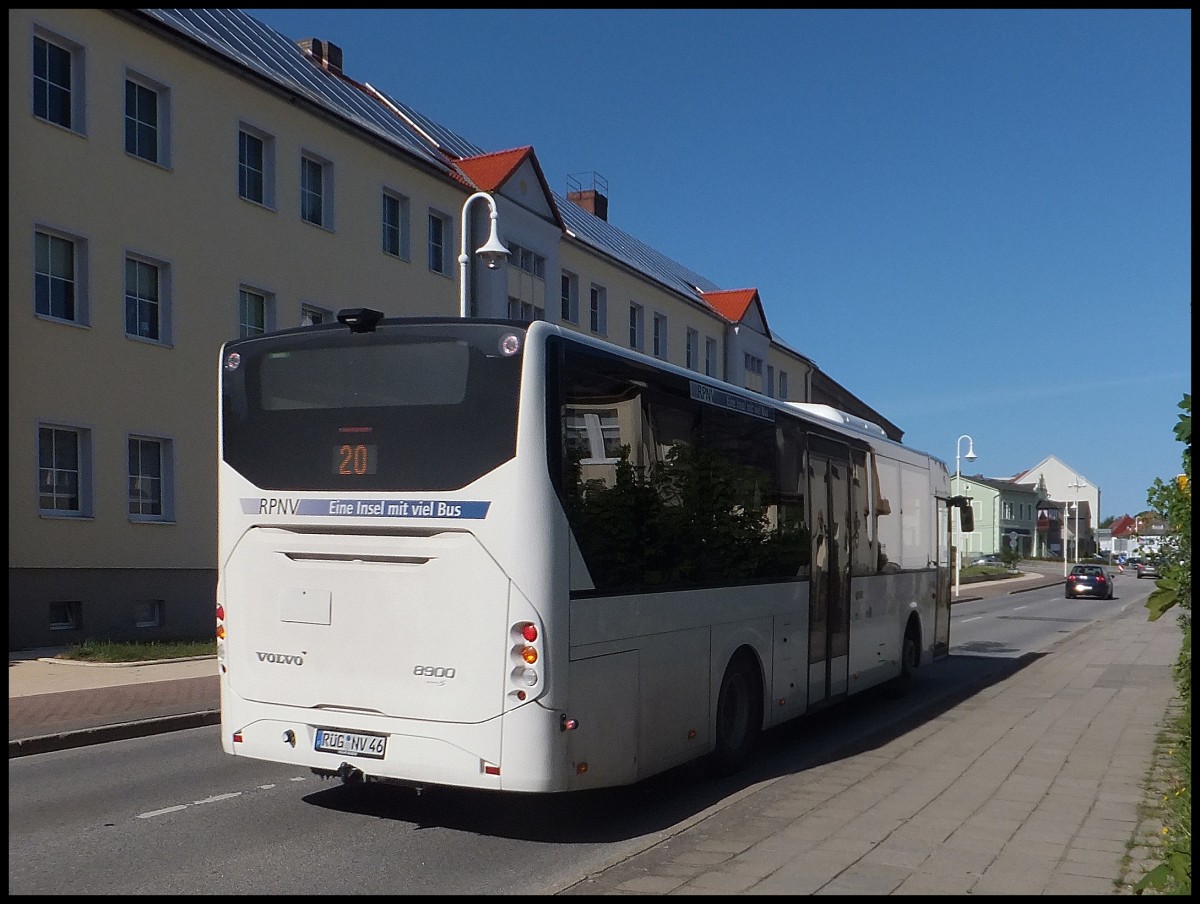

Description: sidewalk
[8,568,1179,894]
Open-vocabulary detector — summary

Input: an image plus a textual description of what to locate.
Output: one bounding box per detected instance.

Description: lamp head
[964,437,977,461]
[475,230,510,270]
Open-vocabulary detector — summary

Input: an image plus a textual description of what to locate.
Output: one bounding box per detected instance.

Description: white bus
[217,310,973,793]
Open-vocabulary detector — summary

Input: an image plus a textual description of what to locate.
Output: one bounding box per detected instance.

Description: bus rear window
[222,323,523,491]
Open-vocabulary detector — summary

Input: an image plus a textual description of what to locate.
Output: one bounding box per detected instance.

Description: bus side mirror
[954,497,974,533]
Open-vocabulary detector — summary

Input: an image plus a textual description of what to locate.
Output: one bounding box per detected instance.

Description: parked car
[973,554,1004,567]
[1136,560,1160,579]
[1065,564,1115,600]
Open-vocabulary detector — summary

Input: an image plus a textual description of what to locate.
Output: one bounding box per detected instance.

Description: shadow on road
[301,649,1045,843]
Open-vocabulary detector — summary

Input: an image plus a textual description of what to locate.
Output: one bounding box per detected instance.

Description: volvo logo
[256,651,304,665]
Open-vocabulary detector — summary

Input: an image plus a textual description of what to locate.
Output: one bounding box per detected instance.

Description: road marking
[136,775,308,819]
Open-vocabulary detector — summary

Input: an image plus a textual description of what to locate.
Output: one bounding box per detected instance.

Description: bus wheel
[708,654,762,777]
[887,622,921,699]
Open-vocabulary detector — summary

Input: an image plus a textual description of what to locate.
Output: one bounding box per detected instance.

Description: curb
[33,654,218,668]
[8,710,220,759]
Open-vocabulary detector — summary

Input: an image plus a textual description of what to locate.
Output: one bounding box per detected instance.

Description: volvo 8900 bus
[217,310,973,792]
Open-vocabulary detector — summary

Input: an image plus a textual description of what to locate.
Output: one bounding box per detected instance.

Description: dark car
[1136,560,1160,579]
[1065,564,1114,600]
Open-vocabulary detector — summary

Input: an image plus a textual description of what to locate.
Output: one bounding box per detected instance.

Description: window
[652,313,667,358]
[49,601,82,632]
[35,228,87,324]
[300,153,332,227]
[129,435,172,519]
[134,600,163,629]
[744,353,764,392]
[239,288,273,337]
[39,424,91,516]
[509,243,546,279]
[428,209,451,273]
[507,297,545,321]
[382,190,410,259]
[125,255,169,342]
[766,364,775,398]
[33,32,82,131]
[238,125,275,207]
[125,74,169,165]
[705,337,718,377]
[1003,501,1014,519]
[686,328,699,371]
[560,271,579,323]
[300,304,331,326]
[589,284,607,335]
[779,370,789,400]
[629,302,644,349]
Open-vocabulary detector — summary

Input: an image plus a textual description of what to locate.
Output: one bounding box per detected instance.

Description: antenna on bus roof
[336,308,384,333]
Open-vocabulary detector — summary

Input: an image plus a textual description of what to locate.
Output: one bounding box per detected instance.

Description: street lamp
[458,191,510,318]
[954,434,977,597]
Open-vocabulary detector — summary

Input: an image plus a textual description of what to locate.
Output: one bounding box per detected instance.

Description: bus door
[934,497,952,656]
[807,436,852,708]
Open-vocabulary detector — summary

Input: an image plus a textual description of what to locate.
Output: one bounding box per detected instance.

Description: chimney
[566,172,609,221]
[298,38,343,76]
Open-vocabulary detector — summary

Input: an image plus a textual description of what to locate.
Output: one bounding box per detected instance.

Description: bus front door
[807,439,852,709]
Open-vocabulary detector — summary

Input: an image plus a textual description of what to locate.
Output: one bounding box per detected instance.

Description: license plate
[1074,583,1089,593]
[314,728,387,760]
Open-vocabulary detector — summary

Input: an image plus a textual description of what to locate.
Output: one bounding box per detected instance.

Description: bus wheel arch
[888,614,922,698]
[708,647,764,777]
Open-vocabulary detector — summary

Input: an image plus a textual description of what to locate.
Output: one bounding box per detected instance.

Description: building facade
[10,9,900,649]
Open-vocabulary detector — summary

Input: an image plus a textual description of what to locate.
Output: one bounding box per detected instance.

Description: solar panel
[139,9,450,171]
[138,9,723,308]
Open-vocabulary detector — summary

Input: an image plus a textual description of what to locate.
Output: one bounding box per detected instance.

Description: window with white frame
[766,364,775,398]
[49,600,82,632]
[128,435,172,520]
[38,423,91,516]
[629,302,644,349]
[134,600,163,629]
[744,353,764,392]
[509,243,546,279]
[33,31,84,132]
[704,337,717,377]
[779,370,789,400]
[1003,501,1014,520]
[589,284,607,335]
[125,73,169,165]
[382,189,411,259]
[427,209,451,274]
[507,297,545,321]
[300,152,332,227]
[300,304,332,326]
[686,328,699,371]
[125,255,169,343]
[238,125,274,207]
[560,271,579,323]
[239,287,273,337]
[652,312,668,358]
[35,228,88,324]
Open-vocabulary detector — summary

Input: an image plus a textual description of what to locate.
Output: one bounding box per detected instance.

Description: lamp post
[954,434,976,597]
[1068,476,1086,564]
[458,191,510,318]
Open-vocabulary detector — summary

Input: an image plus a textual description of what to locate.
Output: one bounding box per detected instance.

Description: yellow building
[8,9,898,649]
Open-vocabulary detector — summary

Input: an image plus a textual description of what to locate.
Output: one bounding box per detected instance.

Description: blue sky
[245,8,1191,520]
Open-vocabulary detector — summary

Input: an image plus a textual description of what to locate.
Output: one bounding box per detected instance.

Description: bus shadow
[301,650,1046,843]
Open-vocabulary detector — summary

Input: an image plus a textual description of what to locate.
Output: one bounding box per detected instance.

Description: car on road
[1065,564,1115,600]
[972,554,1004,567]
[1136,559,1160,579]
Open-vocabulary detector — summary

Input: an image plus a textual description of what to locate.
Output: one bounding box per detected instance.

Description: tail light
[508,620,543,700]
[215,603,227,665]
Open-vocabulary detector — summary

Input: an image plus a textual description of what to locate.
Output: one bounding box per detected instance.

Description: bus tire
[707,653,762,777]
[887,620,921,699]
